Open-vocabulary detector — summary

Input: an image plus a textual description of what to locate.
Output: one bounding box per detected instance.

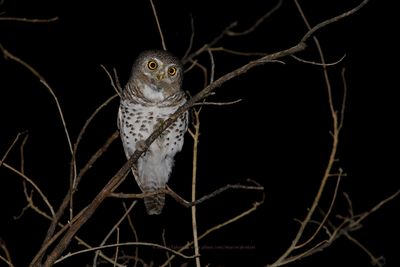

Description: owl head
[128,50,183,101]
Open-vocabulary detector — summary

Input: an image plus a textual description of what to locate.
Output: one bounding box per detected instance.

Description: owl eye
[168,66,177,76]
[147,60,158,70]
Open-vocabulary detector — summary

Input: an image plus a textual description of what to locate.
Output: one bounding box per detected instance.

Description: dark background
[0,0,399,266]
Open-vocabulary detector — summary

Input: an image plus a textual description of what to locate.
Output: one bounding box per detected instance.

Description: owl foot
[135,140,147,152]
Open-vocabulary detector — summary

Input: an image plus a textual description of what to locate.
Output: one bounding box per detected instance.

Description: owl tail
[144,192,165,215]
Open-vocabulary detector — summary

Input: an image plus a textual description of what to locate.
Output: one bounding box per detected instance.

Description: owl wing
[117,102,142,187]
[157,110,188,157]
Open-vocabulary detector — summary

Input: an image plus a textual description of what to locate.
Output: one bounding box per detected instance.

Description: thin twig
[183,0,282,63]
[0,255,14,267]
[100,65,121,96]
[209,47,268,57]
[0,132,27,168]
[0,239,14,267]
[111,182,263,208]
[185,59,208,89]
[344,233,385,267]
[0,45,74,162]
[149,0,167,50]
[300,0,370,44]
[0,17,58,22]
[55,242,197,264]
[69,93,118,222]
[113,228,120,267]
[183,15,195,60]
[190,109,202,267]
[71,94,118,190]
[2,163,55,217]
[182,21,238,64]
[38,131,119,265]
[291,54,346,66]
[22,189,125,267]
[161,199,264,267]
[353,189,400,226]
[93,201,137,265]
[192,99,242,106]
[227,0,283,36]
[207,48,215,84]
[286,188,400,266]
[339,68,347,131]
[123,202,140,267]
[19,133,29,174]
[162,229,172,267]
[267,0,364,265]
[191,183,263,207]
[295,169,343,249]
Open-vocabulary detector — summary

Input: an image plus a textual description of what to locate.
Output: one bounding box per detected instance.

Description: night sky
[1,0,399,266]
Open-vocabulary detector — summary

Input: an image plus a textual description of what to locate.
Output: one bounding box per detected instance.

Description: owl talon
[155,118,164,129]
[136,140,146,151]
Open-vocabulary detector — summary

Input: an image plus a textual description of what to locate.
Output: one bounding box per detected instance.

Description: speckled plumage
[118,50,188,215]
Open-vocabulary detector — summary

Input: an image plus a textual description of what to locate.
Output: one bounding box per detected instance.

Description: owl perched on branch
[118,50,188,215]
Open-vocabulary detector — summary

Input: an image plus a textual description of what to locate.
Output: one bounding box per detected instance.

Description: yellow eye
[147,60,158,70]
[168,66,177,76]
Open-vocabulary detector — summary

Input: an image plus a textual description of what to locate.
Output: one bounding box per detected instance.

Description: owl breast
[118,99,188,197]
[139,81,165,102]
[119,99,188,169]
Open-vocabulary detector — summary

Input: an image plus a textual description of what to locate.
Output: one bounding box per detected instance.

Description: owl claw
[155,118,164,129]
[136,140,146,151]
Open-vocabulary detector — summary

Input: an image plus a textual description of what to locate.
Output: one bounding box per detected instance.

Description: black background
[1,0,399,266]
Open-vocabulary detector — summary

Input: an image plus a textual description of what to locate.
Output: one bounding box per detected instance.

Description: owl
[118,50,188,215]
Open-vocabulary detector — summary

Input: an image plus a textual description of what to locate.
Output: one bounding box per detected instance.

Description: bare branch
[209,47,268,57]
[100,65,122,96]
[182,21,238,64]
[0,17,58,23]
[149,0,167,50]
[227,0,283,36]
[192,99,242,106]
[291,54,346,66]
[0,239,14,267]
[185,59,208,88]
[183,0,282,63]
[295,169,343,249]
[38,131,119,265]
[339,67,348,131]
[0,131,27,169]
[207,48,215,84]
[183,15,195,60]
[19,133,29,174]
[93,201,137,266]
[2,163,55,217]
[123,202,140,267]
[190,109,202,267]
[0,45,74,159]
[161,199,264,267]
[71,94,118,191]
[353,189,400,226]
[300,0,370,43]
[55,242,198,264]
[266,1,373,265]
[162,229,172,267]
[344,233,385,267]
[23,187,125,267]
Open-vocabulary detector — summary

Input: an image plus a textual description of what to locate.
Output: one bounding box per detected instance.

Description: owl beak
[156,72,165,81]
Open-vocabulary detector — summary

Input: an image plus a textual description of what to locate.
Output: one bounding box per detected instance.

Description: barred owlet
[118,50,188,215]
